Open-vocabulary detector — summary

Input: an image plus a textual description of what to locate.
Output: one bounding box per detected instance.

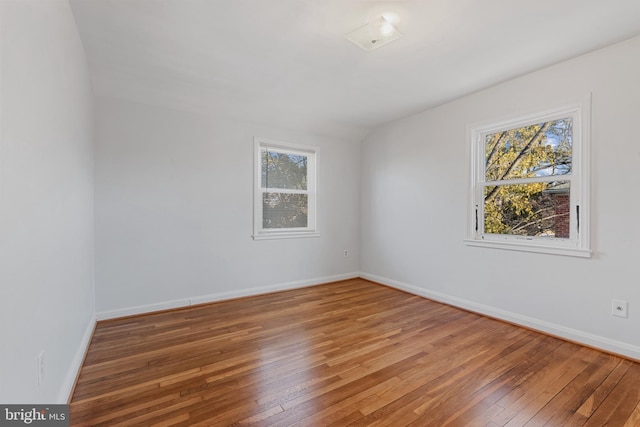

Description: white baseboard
[96,298,191,321]
[360,272,640,361]
[58,314,96,403]
[96,272,359,321]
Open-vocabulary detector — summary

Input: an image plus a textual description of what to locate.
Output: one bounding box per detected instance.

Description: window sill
[464,239,591,258]
[253,231,320,241]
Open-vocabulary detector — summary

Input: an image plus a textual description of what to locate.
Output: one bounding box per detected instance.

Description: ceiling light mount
[345,16,402,51]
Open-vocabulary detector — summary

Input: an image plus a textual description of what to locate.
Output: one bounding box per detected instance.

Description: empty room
[2,0,640,425]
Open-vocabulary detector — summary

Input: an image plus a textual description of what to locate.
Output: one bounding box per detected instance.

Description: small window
[466,102,590,257]
[253,137,319,240]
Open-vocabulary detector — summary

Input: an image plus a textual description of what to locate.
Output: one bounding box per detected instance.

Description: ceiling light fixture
[344,16,402,51]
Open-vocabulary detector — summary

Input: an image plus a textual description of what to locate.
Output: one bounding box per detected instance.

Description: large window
[253,137,318,240]
[466,102,590,257]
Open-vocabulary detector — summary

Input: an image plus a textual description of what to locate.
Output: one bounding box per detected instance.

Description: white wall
[3,1,637,407]
[360,36,640,359]
[94,96,360,317]
[0,1,95,403]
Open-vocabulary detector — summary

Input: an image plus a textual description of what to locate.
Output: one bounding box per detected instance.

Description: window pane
[263,193,308,229]
[485,118,572,181]
[484,181,570,238]
[261,149,307,190]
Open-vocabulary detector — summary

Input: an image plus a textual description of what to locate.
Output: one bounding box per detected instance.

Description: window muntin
[467,103,590,257]
[253,138,318,239]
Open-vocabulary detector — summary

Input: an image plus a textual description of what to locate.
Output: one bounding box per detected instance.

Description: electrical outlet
[344,250,349,257]
[612,299,628,318]
[37,351,45,386]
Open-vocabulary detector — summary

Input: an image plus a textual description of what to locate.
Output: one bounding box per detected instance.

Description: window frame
[252,137,319,240]
[465,100,591,257]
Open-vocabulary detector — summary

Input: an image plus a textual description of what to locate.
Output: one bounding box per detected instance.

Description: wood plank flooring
[70,279,640,426]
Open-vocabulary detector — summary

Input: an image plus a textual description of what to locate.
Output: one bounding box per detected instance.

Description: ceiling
[69,0,640,141]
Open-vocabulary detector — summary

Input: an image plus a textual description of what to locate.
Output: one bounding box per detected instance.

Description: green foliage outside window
[261,150,308,229]
[483,119,572,237]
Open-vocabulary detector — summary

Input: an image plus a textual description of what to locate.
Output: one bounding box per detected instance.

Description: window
[466,102,590,257]
[253,137,319,240]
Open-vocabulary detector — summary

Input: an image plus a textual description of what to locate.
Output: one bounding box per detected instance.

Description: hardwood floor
[70,279,640,426]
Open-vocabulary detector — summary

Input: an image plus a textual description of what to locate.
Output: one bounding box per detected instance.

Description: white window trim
[465,97,591,257]
[252,137,319,240]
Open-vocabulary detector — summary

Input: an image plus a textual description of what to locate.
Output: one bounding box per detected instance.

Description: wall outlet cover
[612,299,628,318]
